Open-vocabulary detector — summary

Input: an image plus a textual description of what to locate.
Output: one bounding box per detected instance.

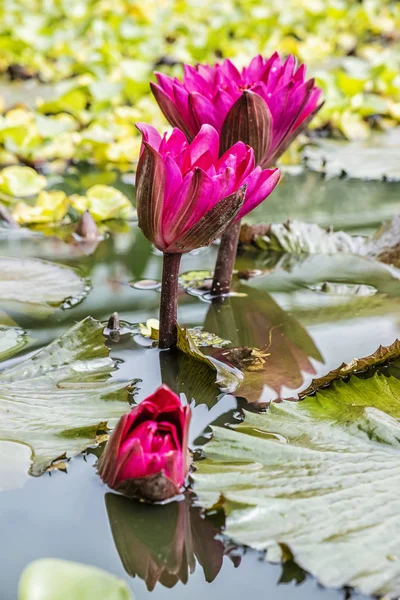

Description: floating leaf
[299,339,400,397]
[240,215,400,269]
[70,185,135,221]
[0,325,29,361]
[0,257,89,317]
[176,325,242,395]
[0,166,47,197]
[0,317,134,475]
[194,340,400,598]
[18,559,133,600]
[303,129,400,181]
[12,190,69,224]
[240,220,365,254]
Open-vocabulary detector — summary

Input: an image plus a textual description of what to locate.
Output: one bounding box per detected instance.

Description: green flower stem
[211,220,241,295]
[159,252,182,349]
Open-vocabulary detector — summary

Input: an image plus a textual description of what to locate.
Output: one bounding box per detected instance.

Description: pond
[0,167,398,599]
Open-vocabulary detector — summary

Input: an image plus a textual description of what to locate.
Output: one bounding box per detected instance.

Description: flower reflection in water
[106,493,240,590]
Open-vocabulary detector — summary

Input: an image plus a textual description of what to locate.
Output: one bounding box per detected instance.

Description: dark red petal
[167,185,246,253]
[220,91,272,165]
[150,82,195,141]
[135,141,166,250]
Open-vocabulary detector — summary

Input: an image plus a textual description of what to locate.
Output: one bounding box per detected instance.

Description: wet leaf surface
[0,256,89,317]
[303,129,400,181]
[240,215,400,268]
[0,317,134,475]
[193,341,400,597]
[176,325,242,395]
[0,325,29,360]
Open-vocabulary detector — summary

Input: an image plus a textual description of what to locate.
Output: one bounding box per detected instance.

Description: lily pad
[0,317,134,475]
[303,129,400,181]
[240,215,400,270]
[0,256,89,317]
[70,185,135,221]
[12,190,69,224]
[176,325,242,395]
[193,340,400,598]
[240,221,365,255]
[18,559,133,600]
[0,325,29,361]
[0,166,47,197]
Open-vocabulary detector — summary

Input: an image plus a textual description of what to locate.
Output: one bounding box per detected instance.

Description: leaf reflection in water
[105,493,240,591]
[204,286,323,403]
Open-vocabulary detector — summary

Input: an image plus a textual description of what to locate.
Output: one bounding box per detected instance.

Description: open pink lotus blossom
[135,122,280,253]
[98,385,191,503]
[151,53,322,167]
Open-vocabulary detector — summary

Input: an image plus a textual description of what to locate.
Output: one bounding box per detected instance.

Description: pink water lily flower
[151,52,322,167]
[135,122,280,253]
[98,385,191,503]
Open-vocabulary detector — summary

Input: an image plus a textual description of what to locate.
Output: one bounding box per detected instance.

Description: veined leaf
[194,340,400,598]
[0,256,89,317]
[0,317,134,476]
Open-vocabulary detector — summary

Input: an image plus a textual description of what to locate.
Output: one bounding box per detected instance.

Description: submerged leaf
[18,559,133,600]
[0,256,89,317]
[194,340,400,598]
[0,317,134,475]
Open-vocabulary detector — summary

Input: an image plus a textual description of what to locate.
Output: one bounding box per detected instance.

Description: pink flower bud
[98,385,191,503]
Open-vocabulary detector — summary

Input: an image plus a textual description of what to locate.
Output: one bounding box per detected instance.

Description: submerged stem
[211,220,241,295]
[159,252,182,349]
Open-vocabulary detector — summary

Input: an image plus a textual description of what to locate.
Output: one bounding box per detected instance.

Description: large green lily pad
[0,256,89,317]
[0,317,133,476]
[193,341,400,597]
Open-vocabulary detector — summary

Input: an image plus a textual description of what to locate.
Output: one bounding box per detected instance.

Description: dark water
[0,171,399,599]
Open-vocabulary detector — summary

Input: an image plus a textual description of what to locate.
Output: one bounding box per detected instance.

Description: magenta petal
[220,59,242,83]
[155,72,175,97]
[237,167,280,220]
[135,123,162,152]
[189,92,220,132]
[293,86,322,129]
[162,168,216,246]
[281,55,297,84]
[173,84,197,133]
[189,124,220,164]
[163,155,183,211]
[243,54,265,83]
[150,82,195,139]
[166,128,189,158]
